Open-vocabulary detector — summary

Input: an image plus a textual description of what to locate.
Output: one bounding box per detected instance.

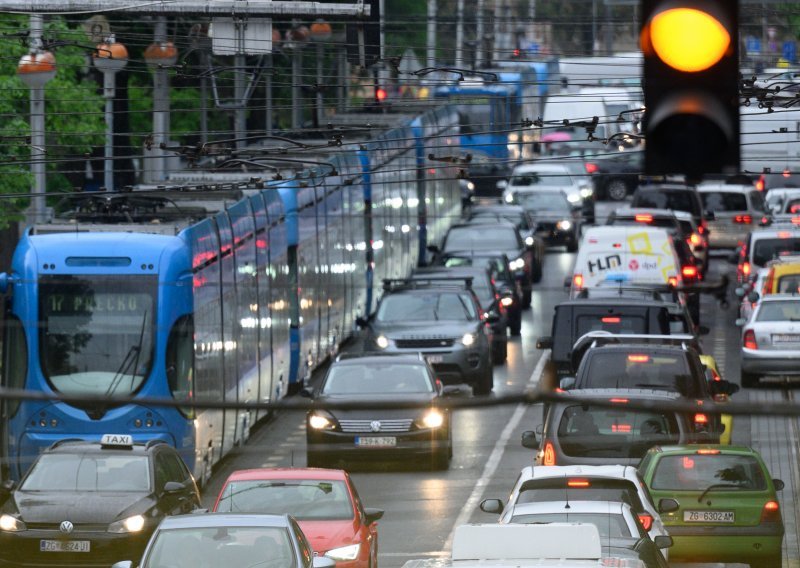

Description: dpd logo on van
[629,259,639,271]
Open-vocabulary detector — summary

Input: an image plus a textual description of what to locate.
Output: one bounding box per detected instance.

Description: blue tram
[0,105,461,482]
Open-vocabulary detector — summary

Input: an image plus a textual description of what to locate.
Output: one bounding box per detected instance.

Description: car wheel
[741,370,760,388]
[509,315,522,336]
[474,365,494,395]
[521,287,532,309]
[492,339,507,365]
[606,179,629,201]
[531,256,543,283]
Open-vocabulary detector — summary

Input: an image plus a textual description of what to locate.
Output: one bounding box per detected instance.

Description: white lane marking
[442,350,551,552]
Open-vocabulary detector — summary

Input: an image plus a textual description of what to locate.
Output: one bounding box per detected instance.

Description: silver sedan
[738,294,800,387]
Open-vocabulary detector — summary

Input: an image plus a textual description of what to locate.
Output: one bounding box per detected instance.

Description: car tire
[531,258,543,284]
[474,366,494,395]
[741,370,760,389]
[606,179,629,201]
[521,287,532,309]
[492,339,507,365]
[509,315,522,336]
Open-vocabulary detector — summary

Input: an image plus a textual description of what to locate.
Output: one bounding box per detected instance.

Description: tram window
[2,316,27,416]
[166,315,194,415]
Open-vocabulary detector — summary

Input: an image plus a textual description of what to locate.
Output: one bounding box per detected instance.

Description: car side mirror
[364,507,384,524]
[1,480,16,493]
[697,325,710,336]
[496,180,508,190]
[735,318,747,327]
[773,479,785,491]
[536,336,553,349]
[300,387,314,399]
[313,557,337,568]
[111,562,133,568]
[479,498,504,514]
[734,287,745,298]
[163,481,185,495]
[710,380,739,397]
[658,498,680,514]
[654,535,674,549]
[427,244,441,254]
[747,291,760,303]
[704,210,716,220]
[559,377,576,390]
[521,430,538,449]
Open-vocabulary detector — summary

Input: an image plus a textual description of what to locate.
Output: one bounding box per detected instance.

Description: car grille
[535,221,556,232]
[339,419,413,433]
[26,523,108,532]
[395,337,456,349]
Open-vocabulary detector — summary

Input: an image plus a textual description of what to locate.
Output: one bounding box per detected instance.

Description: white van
[570,226,681,297]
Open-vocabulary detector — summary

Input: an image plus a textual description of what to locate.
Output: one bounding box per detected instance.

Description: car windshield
[509,512,631,537]
[512,172,574,187]
[144,526,296,568]
[777,274,800,294]
[556,404,681,459]
[376,292,477,322]
[322,363,434,395]
[517,479,645,512]
[215,479,354,520]
[700,192,748,212]
[634,190,699,216]
[756,301,800,322]
[443,226,519,251]
[444,256,512,282]
[471,211,526,229]
[649,454,767,491]
[753,237,800,267]
[582,351,694,395]
[22,453,150,491]
[514,192,571,212]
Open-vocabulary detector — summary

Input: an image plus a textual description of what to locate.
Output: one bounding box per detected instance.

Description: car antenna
[563,474,571,510]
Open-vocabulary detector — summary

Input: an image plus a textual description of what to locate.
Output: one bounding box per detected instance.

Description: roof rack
[334,352,424,362]
[382,277,473,291]
[572,331,700,354]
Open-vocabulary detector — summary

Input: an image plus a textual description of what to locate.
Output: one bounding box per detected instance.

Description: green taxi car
[638,445,784,568]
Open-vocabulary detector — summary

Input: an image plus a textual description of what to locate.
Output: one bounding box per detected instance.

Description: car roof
[697,183,755,193]
[332,353,426,365]
[158,513,293,530]
[510,501,628,515]
[636,184,696,192]
[512,163,571,173]
[558,297,671,308]
[470,204,526,214]
[584,342,689,355]
[558,388,683,401]
[517,465,635,482]
[756,293,800,303]
[651,444,760,457]
[224,468,348,483]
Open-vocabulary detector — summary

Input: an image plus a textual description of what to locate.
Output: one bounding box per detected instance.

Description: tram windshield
[38,275,157,396]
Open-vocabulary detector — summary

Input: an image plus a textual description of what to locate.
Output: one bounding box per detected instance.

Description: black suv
[585,151,643,201]
[630,184,711,236]
[0,436,200,567]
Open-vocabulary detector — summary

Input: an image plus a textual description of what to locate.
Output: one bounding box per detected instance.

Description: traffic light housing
[641,1,739,178]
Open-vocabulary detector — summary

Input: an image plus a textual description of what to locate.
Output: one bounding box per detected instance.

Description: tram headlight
[0,514,25,532]
[108,514,146,534]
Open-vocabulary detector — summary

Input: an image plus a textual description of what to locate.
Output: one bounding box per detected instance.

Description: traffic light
[375,87,388,102]
[641,1,739,178]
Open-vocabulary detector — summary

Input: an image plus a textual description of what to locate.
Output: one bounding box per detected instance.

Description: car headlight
[500,296,514,307]
[566,193,581,203]
[462,333,476,346]
[0,514,25,532]
[108,514,145,534]
[580,187,594,198]
[524,236,534,246]
[504,193,514,203]
[418,409,445,429]
[325,543,361,561]
[467,181,475,191]
[510,258,525,271]
[375,335,390,349]
[556,220,572,231]
[308,412,336,430]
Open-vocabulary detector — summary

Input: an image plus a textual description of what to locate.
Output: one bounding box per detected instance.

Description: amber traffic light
[641,1,739,178]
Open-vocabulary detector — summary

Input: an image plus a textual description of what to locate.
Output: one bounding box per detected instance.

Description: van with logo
[569,226,681,298]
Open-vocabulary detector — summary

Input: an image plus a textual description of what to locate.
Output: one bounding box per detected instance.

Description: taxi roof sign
[100,434,134,447]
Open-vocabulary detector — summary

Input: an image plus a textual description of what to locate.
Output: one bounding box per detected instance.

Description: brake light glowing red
[778,231,792,238]
[635,214,653,223]
[668,276,678,287]
[784,169,792,178]
[567,479,590,487]
[612,424,632,433]
[743,329,758,350]
[543,442,556,466]
[612,243,622,248]
[756,177,765,191]
[610,398,629,403]
[602,316,621,323]
[742,261,751,276]
[689,233,702,246]
[696,448,720,454]
[734,214,752,224]
[628,354,650,363]
[792,217,800,225]
[637,513,653,531]
[694,413,709,424]
[791,205,800,214]
[585,162,599,174]
[682,456,695,469]
[682,265,698,278]
[573,274,584,289]
[761,501,781,523]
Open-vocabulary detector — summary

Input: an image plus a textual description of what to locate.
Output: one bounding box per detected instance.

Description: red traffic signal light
[641,0,739,178]
[375,87,388,102]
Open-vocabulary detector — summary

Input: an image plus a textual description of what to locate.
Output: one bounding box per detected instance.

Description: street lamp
[92,35,128,191]
[17,50,56,223]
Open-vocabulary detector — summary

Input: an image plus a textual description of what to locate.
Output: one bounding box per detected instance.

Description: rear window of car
[633,190,700,216]
[377,292,477,322]
[752,237,800,267]
[575,314,648,336]
[444,226,519,251]
[756,300,800,322]
[610,217,678,230]
[777,274,800,294]
[516,479,645,512]
[700,191,748,212]
[649,454,767,491]
[580,351,693,395]
[556,404,681,459]
[509,512,631,538]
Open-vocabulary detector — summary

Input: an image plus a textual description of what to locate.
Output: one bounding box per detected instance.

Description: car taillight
[628,354,650,363]
[784,169,792,178]
[637,513,653,531]
[694,413,709,426]
[543,442,556,466]
[602,316,621,323]
[635,214,653,223]
[567,479,590,488]
[761,501,781,523]
[756,176,765,191]
[585,162,599,174]
[698,223,706,234]
[682,265,698,279]
[734,214,752,224]
[743,329,758,349]
[741,261,751,277]
[688,233,702,246]
[696,448,720,454]
[573,274,584,289]
[668,276,678,288]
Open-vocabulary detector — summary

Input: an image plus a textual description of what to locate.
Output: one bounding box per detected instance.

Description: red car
[213,468,383,568]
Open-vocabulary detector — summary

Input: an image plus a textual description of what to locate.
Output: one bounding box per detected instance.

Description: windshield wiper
[697,483,741,503]
[105,311,147,397]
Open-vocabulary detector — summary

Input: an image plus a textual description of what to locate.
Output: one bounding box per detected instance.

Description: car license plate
[40,540,91,552]
[683,510,735,523]
[773,334,800,344]
[356,436,396,447]
[425,355,443,364]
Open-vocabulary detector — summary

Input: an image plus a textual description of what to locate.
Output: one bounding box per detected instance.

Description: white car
[738,294,800,387]
[501,163,590,206]
[735,267,770,322]
[479,464,673,558]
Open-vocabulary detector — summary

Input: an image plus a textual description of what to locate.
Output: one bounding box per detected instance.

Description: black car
[0,435,200,567]
[463,150,512,198]
[630,184,710,236]
[585,151,643,201]
[429,221,539,308]
[304,354,452,469]
[438,250,524,336]
[412,265,509,363]
[511,189,581,252]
